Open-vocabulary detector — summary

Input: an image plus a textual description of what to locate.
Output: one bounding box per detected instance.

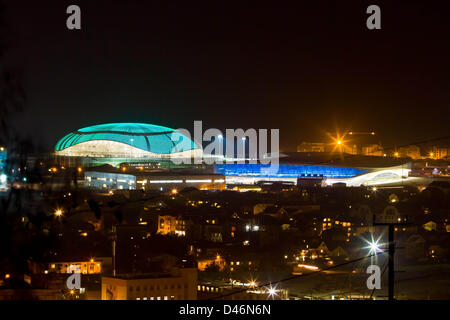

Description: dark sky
[3,1,450,151]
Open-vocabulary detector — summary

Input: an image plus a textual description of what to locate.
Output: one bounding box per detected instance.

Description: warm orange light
[327,132,347,152]
[171,188,178,195]
[54,209,63,217]
[394,152,399,157]
[77,167,82,173]
[297,264,319,271]
[5,274,10,279]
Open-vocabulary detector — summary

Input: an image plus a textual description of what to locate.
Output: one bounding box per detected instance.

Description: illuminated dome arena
[55,123,202,158]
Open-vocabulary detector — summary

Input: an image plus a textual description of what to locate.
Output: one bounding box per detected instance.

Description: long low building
[84,154,427,189]
[214,153,419,187]
[215,163,412,187]
[84,169,225,191]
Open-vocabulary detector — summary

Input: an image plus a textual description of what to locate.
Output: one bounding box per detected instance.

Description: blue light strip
[214,164,368,179]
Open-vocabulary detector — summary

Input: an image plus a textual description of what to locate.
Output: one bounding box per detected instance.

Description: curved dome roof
[55,123,198,154]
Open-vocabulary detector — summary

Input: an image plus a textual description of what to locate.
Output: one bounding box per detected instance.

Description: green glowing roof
[55,123,198,154]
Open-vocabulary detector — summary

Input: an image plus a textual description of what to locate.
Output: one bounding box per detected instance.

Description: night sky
[3,1,450,151]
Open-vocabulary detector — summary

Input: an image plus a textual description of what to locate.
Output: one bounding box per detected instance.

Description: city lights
[1,2,449,304]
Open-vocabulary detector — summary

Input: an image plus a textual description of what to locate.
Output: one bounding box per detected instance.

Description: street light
[369,241,382,253]
[54,209,63,217]
[267,286,277,298]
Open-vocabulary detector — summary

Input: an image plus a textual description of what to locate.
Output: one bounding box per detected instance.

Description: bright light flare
[267,287,277,298]
[362,234,385,255]
[369,241,381,253]
[326,131,350,153]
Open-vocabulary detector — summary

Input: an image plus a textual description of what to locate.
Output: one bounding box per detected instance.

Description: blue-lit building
[214,156,412,187]
[214,164,368,179]
[0,147,6,172]
[0,147,7,189]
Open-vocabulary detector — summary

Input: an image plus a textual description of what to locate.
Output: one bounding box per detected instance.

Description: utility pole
[112,225,117,277]
[373,214,408,300]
